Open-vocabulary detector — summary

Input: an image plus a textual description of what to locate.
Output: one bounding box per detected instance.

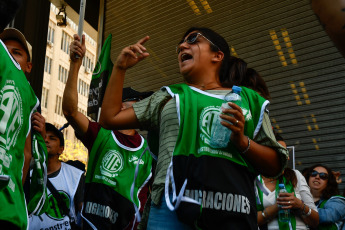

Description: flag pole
[76,0,86,59]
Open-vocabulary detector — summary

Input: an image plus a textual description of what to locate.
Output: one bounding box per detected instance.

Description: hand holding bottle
[210,86,245,148]
[221,102,246,143]
[277,184,291,222]
[277,191,303,210]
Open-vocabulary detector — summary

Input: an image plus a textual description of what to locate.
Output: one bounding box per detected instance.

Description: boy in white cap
[0,27,33,74]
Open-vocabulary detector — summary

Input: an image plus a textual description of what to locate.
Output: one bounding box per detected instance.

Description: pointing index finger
[137,36,150,45]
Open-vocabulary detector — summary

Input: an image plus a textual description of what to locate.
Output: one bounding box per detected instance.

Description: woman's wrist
[299,200,304,210]
[115,65,128,72]
[236,136,250,154]
[264,204,278,221]
[300,203,312,216]
[240,136,251,154]
[262,209,269,222]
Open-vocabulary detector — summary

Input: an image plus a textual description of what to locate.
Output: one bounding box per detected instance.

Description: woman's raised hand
[116,36,150,70]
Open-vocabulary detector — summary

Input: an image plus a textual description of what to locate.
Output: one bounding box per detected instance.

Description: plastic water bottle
[278,183,290,222]
[210,86,242,149]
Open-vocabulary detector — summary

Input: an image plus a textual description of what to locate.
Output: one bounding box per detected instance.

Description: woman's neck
[311,189,321,202]
[261,176,277,192]
[187,82,229,91]
[184,69,228,91]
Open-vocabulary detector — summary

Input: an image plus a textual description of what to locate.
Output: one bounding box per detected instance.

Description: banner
[87,34,113,121]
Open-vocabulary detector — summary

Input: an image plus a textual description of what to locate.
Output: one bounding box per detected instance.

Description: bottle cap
[278,183,285,189]
[232,85,242,94]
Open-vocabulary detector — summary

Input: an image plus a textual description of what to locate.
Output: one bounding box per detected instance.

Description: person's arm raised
[99,36,150,130]
[62,34,89,136]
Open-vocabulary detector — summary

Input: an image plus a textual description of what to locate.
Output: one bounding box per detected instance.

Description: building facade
[41,4,97,163]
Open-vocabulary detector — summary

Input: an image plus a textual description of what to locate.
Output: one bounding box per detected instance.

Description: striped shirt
[133,88,288,205]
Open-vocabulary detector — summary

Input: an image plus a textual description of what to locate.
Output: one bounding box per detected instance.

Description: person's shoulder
[134,88,171,109]
[293,169,303,177]
[155,87,171,97]
[63,161,85,174]
[328,196,345,204]
[240,86,266,100]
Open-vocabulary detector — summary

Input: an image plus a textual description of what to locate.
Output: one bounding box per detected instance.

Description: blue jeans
[147,194,192,230]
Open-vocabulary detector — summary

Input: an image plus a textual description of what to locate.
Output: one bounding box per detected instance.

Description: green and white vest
[82,128,153,230]
[29,163,83,229]
[164,83,268,229]
[0,39,39,230]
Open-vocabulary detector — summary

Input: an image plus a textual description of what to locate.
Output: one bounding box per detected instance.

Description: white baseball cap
[0,27,32,61]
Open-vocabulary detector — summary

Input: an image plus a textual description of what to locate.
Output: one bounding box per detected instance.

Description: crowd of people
[1,0,345,229]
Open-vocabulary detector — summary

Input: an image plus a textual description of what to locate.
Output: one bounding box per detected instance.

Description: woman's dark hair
[243,68,271,99]
[181,27,270,98]
[305,164,339,199]
[271,131,297,187]
[182,27,231,87]
[279,168,297,188]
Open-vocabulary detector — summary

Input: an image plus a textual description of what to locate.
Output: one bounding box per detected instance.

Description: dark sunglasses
[176,32,220,54]
[310,170,329,180]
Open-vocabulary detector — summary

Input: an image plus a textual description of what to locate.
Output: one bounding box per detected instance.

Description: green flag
[87,34,113,121]
[28,130,49,216]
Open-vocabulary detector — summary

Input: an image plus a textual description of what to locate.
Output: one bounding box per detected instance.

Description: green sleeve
[132,89,171,132]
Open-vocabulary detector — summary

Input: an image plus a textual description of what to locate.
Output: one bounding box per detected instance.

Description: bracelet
[306,206,312,216]
[241,136,251,154]
[302,204,312,216]
[262,209,268,221]
[302,203,307,214]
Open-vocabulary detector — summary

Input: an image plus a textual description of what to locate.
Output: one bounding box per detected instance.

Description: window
[78,79,81,94]
[58,65,68,83]
[61,31,64,50]
[51,29,55,43]
[61,31,72,54]
[41,87,49,109]
[47,25,55,44]
[55,95,62,116]
[48,58,52,74]
[55,95,59,114]
[44,56,52,74]
[77,79,90,97]
[44,56,48,72]
[58,65,62,81]
[64,69,68,83]
[82,54,95,72]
